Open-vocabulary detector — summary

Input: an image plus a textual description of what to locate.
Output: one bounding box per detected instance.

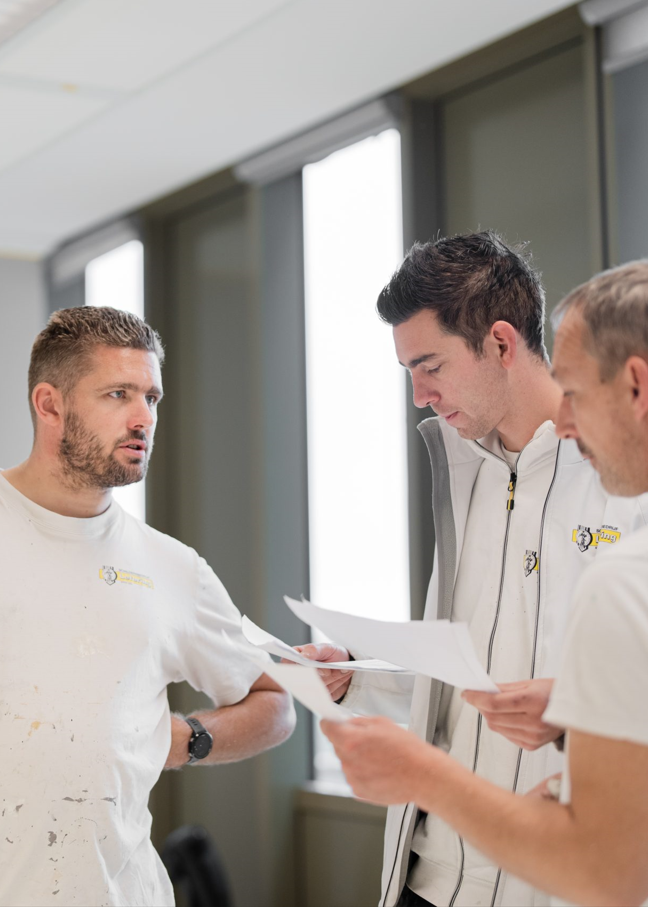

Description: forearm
[417,751,618,907]
[166,689,295,769]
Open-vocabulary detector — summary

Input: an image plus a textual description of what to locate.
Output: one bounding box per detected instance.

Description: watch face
[190,732,213,760]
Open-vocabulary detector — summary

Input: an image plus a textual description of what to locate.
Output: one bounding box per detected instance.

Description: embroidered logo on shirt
[571,524,621,552]
[523,550,539,577]
[597,524,621,545]
[99,566,154,590]
[573,525,594,552]
[101,566,118,585]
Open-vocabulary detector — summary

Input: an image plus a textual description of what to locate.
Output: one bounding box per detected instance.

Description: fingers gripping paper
[221,631,351,722]
[241,615,409,673]
[284,596,499,693]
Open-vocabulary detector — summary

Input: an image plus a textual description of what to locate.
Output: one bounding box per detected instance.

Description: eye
[146,395,159,406]
[427,366,441,375]
[109,390,125,399]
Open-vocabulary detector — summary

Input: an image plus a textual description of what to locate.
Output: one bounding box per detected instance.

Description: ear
[625,356,648,422]
[488,321,518,369]
[32,383,65,430]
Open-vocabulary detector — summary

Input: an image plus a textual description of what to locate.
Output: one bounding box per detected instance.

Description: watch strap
[184,716,213,764]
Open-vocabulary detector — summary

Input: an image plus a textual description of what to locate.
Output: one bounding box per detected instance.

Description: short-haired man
[323,260,648,907]
[302,233,647,907]
[0,307,295,907]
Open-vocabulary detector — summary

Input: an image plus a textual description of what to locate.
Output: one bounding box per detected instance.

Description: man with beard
[323,260,648,907]
[299,233,647,907]
[0,306,295,907]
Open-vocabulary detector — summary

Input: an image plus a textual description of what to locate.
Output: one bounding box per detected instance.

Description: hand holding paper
[284,596,499,693]
[222,630,351,722]
[241,615,409,673]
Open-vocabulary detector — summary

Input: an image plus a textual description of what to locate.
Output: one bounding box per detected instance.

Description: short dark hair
[28,306,165,425]
[551,260,648,381]
[377,231,547,359]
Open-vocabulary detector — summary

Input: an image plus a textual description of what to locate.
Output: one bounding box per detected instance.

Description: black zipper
[449,463,517,907]
[489,444,561,907]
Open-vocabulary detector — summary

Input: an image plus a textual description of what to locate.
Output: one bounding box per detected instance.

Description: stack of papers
[284,596,499,694]
[241,616,409,673]
[231,597,499,722]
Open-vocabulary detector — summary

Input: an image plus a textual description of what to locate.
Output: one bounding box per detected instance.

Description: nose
[411,374,440,410]
[555,394,577,440]
[128,397,155,432]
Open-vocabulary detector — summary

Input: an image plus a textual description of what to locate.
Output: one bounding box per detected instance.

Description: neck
[496,360,563,452]
[2,450,113,518]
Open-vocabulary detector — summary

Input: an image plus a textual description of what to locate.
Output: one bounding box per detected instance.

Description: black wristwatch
[185,716,213,764]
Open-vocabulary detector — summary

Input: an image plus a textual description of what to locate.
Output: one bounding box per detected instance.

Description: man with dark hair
[323,259,648,907]
[301,233,647,907]
[0,306,295,907]
[377,232,546,360]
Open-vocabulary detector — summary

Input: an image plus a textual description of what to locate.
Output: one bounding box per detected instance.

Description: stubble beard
[595,458,645,497]
[59,410,150,490]
[455,415,499,441]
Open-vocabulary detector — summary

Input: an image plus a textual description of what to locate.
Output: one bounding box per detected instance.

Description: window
[303,128,409,783]
[85,239,146,522]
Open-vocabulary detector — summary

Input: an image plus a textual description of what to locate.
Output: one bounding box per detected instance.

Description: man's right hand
[282,643,353,702]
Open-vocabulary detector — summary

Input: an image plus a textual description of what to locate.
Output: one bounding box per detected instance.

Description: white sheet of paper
[223,631,351,722]
[262,662,352,722]
[241,615,409,673]
[284,596,499,693]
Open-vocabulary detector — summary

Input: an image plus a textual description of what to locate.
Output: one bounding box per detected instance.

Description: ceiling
[0,0,577,257]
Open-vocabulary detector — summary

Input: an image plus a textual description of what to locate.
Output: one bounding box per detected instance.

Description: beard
[59,411,150,490]
[576,438,595,459]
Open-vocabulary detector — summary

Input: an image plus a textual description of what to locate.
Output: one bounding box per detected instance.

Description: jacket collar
[418,415,585,475]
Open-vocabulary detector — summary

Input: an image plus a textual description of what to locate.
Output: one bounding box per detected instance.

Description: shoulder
[570,524,648,626]
[592,521,648,570]
[123,511,201,571]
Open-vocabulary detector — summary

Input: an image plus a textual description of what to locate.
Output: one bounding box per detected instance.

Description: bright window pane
[85,239,146,522]
[303,129,409,783]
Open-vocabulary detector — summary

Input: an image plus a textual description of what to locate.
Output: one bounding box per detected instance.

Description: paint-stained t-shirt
[0,472,264,907]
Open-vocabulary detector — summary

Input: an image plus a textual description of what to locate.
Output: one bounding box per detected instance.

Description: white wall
[0,257,46,467]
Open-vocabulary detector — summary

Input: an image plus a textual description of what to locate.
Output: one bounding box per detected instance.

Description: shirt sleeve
[177,554,270,708]
[544,555,648,746]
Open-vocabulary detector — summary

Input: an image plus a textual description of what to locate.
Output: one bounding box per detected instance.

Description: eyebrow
[98,382,164,398]
[398,352,439,369]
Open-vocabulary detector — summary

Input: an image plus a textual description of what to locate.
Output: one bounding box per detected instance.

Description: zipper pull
[507,472,517,511]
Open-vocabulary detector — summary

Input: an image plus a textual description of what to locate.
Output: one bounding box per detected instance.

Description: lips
[117,439,147,458]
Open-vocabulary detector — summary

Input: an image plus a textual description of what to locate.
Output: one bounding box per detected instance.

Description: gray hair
[551,261,648,381]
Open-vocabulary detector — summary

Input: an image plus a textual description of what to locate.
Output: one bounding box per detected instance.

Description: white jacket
[343,416,648,907]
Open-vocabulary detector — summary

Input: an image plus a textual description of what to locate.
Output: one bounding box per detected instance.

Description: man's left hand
[462,678,562,750]
[320,715,438,805]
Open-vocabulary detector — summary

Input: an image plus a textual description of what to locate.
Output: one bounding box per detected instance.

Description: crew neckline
[0,470,121,539]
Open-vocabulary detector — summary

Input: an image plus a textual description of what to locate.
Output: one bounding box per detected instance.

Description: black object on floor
[162,824,233,907]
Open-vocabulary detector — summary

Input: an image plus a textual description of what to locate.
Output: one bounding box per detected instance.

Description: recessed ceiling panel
[0,0,291,92]
[0,0,577,255]
[0,82,107,171]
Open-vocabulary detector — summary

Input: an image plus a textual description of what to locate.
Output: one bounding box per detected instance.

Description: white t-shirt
[544,523,648,907]
[0,473,265,907]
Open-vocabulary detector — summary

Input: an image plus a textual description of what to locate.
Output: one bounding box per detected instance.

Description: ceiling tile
[0,80,107,171]
[0,0,292,92]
